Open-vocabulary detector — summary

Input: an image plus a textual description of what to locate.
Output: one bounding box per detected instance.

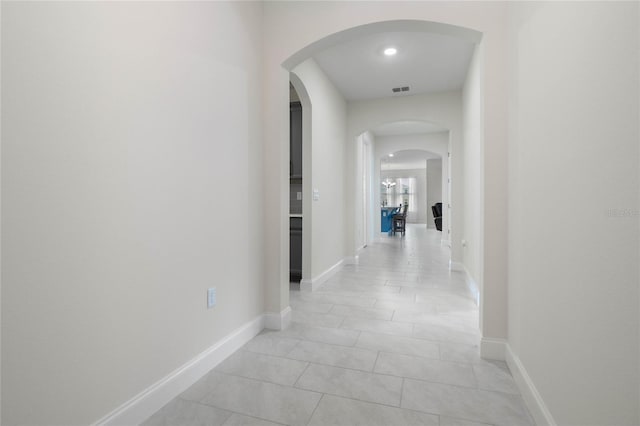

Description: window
[381,177,417,212]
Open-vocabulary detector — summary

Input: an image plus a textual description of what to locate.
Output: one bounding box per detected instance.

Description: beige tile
[401,379,534,426]
[356,331,440,359]
[341,317,414,337]
[472,360,520,394]
[242,331,301,357]
[215,350,308,385]
[440,416,493,426]
[279,322,360,347]
[289,300,334,314]
[308,394,439,426]
[141,398,231,426]
[439,342,482,364]
[374,351,476,387]
[196,372,322,426]
[222,413,283,426]
[291,309,345,328]
[412,322,480,346]
[329,304,394,320]
[295,363,403,406]
[287,340,378,371]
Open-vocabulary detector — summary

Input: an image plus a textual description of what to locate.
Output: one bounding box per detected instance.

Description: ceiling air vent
[392,86,410,94]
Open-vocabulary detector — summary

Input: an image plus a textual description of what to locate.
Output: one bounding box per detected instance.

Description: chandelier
[381,180,396,189]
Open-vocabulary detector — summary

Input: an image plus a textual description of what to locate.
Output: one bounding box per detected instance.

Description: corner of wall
[301,258,345,292]
[264,306,292,330]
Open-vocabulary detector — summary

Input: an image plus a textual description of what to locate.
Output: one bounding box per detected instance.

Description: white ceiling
[372,120,446,137]
[381,149,440,171]
[314,31,475,101]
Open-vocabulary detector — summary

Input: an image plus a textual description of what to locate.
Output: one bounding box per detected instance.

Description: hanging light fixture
[381,157,396,189]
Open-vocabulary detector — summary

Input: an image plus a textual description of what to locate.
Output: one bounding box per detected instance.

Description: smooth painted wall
[363,131,377,245]
[507,2,639,424]
[292,59,347,278]
[426,159,443,229]
[462,44,483,301]
[1,2,264,424]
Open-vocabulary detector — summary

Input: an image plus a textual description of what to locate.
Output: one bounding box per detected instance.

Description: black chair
[432,202,442,231]
[392,204,408,236]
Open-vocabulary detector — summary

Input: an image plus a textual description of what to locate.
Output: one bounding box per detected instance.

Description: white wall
[373,131,449,239]
[292,59,347,279]
[363,131,376,245]
[381,168,428,224]
[462,44,484,304]
[426,159,443,228]
[1,2,264,424]
[354,131,375,250]
[355,134,365,249]
[507,2,639,425]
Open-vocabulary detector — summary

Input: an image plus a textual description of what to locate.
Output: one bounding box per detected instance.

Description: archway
[265,15,504,362]
[351,119,451,249]
[278,18,479,312]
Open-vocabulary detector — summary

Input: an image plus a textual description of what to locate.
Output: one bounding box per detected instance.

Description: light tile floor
[142,225,535,426]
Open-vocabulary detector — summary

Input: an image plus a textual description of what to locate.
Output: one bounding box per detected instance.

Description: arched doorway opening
[269,18,495,355]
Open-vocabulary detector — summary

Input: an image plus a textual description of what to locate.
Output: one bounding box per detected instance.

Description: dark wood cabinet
[289,217,302,282]
[289,101,303,283]
[290,102,302,179]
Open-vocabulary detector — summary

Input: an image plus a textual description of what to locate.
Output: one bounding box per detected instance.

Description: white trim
[506,344,557,426]
[93,315,264,426]
[480,337,507,361]
[299,278,314,291]
[449,260,464,272]
[264,306,292,330]
[441,239,451,247]
[300,258,344,292]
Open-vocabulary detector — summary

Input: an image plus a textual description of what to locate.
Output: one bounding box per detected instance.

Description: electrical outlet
[207,287,216,309]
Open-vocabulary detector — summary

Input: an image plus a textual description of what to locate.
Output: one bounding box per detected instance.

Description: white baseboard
[449,260,464,272]
[301,258,344,292]
[506,344,557,426]
[264,306,292,330]
[300,278,314,291]
[441,239,451,247]
[94,315,264,426]
[480,337,507,361]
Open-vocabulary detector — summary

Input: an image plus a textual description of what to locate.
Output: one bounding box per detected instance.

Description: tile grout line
[223,411,289,426]
[399,377,405,409]
[292,362,312,388]
[304,393,325,426]
[372,350,381,373]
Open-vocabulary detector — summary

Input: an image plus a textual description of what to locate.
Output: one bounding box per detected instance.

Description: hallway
[143,225,534,426]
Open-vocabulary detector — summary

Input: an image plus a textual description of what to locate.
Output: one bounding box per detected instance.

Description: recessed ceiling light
[389,153,394,157]
[384,47,397,56]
